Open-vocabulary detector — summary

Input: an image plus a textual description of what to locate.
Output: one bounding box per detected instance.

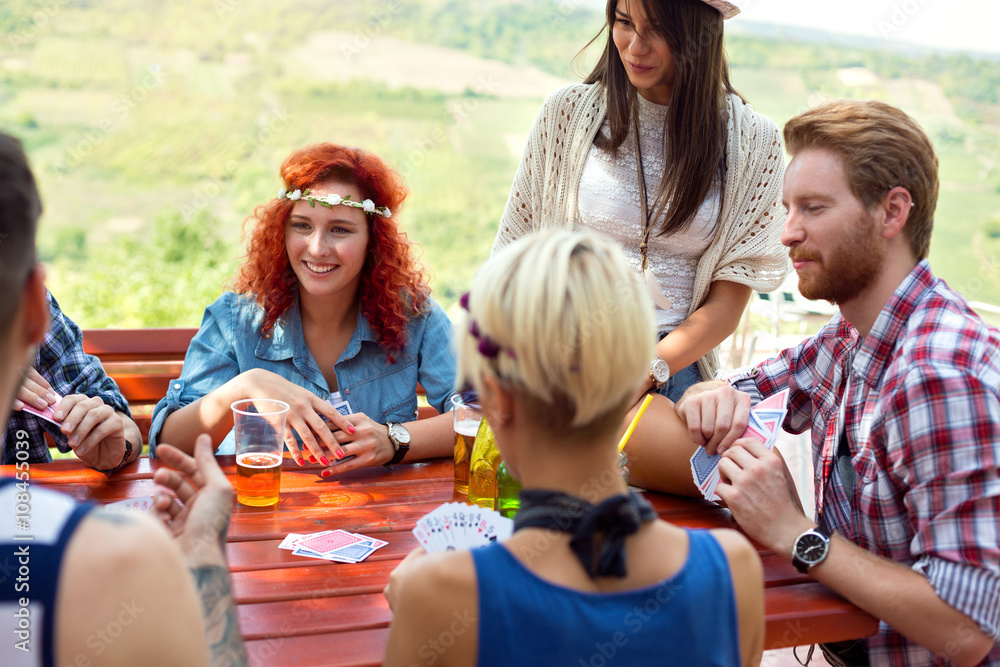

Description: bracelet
[95,439,134,475]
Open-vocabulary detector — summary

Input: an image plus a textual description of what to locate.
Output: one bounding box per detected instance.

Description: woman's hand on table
[238,368,355,466]
[383,547,427,611]
[317,413,396,476]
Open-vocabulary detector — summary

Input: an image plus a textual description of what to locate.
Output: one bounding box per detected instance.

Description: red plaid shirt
[728,261,1000,666]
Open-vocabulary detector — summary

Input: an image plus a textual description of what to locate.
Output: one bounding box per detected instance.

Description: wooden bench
[80,328,437,444]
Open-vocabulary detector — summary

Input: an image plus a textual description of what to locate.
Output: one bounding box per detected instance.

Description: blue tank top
[0,477,93,667]
[473,528,741,667]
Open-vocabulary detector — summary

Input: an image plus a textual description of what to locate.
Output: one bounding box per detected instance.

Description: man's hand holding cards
[689,389,790,501]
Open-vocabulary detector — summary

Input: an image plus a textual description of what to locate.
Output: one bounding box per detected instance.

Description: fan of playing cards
[690,389,790,501]
[279,530,388,563]
[413,502,513,553]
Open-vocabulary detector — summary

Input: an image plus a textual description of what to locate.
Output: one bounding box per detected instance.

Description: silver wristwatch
[384,422,411,468]
[792,525,832,574]
[649,357,670,390]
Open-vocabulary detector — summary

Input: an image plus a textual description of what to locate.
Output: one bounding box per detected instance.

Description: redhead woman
[494,0,788,401]
[384,230,764,666]
[149,144,457,475]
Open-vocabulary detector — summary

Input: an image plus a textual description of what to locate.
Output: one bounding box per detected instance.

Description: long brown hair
[583,0,742,236]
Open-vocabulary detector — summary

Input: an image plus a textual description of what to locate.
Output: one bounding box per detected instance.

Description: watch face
[388,423,411,445]
[795,532,828,565]
[651,358,670,383]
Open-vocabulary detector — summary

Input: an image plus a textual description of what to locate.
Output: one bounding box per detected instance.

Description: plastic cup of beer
[451,392,481,495]
[232,399,290,507]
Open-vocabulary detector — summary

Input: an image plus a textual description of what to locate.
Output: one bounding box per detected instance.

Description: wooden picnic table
[9,456,878,665]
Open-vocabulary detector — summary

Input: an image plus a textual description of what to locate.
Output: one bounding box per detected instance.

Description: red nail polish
[349,425,356,434]
[309,455,317,463]
[336,449,345,459]
[296,457,304,466]
[320,456,330,466]
[321,469,331,478]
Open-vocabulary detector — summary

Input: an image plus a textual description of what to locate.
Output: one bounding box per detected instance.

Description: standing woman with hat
[493,0,788,402]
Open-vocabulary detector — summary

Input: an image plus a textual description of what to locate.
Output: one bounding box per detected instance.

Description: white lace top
[493,83,788,380]
[577,93,721,332]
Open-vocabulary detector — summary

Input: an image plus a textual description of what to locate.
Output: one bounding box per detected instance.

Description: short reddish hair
[784,100,939,260]
[234,144,429,358]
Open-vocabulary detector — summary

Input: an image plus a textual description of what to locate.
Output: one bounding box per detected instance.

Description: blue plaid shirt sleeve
[2,293,130,463]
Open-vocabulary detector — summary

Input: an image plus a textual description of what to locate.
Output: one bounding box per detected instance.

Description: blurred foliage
[4,0,1000,327]
[45,210,239,327]
[985,219,1000,241]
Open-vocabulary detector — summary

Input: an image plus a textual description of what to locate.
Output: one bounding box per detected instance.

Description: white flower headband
[278,187,391,218]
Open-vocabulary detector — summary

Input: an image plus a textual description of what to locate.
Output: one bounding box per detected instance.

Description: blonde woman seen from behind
[383,230,764,667]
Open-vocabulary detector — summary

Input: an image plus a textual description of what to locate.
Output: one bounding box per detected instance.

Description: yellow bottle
[468,418,501,509]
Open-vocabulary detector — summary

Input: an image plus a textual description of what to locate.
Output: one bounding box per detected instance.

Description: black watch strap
[383,423,411,469]
[387,443,409,466]
[95,439,134,475]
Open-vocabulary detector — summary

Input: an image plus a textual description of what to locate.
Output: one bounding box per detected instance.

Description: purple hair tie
[460,290,515,360]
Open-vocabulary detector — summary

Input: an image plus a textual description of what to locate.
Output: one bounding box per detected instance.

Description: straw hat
[702,0,740,19]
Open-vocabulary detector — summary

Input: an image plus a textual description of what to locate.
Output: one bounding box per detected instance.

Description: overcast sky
[734,0,1000,55]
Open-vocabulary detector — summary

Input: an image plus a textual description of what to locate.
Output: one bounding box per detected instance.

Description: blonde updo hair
[458,230,656,433]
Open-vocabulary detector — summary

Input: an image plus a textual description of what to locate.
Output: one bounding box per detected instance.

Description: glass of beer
[451,392,481,496]
[232,399,290,507]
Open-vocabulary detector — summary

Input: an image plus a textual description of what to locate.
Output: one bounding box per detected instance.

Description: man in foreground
[0,131,247,666]
[677,100,1000,665]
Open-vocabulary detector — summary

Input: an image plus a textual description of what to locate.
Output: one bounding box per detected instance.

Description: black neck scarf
[513,489,657,579]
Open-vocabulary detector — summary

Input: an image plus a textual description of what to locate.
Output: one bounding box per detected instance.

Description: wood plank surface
[5,456,878,662]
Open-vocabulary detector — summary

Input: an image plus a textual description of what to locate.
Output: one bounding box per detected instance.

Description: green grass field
[2,0,999,329]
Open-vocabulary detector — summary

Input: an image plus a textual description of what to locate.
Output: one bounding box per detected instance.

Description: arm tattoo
[191,564,249,667]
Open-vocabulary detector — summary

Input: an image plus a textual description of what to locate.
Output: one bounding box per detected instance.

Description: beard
[791,212,885,305]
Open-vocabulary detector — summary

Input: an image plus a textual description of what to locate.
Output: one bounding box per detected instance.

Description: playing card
[21,392,63,426]
[755,389,789,412]
[328,392,353,417]
[328,541,379,562]
[105,496,154,513]
[282,530,386,563]
[414,503,513,552]
[690,446,721,488]
[296,529,363,553]
[279,533,307,550]
[353,533,387,549]
[690,388,790,501]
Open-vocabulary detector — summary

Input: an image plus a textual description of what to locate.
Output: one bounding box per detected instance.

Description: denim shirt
[148,292,457,455]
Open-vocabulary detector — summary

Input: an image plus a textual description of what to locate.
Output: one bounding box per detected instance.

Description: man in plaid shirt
[2,292,142,473]
[677,100,999,666]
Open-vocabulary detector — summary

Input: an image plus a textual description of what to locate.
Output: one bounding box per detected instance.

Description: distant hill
[1,0,998,327]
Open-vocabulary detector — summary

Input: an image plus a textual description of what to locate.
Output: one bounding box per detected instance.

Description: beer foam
[454,419,480,438]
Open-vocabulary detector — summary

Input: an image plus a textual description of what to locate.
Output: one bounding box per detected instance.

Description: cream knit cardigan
[493,83,789,380]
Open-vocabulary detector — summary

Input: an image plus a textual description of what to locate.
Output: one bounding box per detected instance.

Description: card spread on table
[105,496,154,513]
[689,388,790,502]
[21,391,64,426]
[413,502,513,553]
[280,529,387,563]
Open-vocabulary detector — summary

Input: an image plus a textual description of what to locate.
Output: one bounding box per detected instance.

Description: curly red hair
[234,144,429,359]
